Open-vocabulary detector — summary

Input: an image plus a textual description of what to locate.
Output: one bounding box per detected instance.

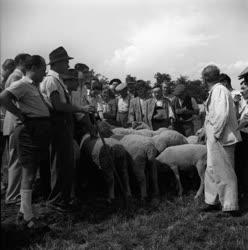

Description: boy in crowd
[3,53,31,205]
[0,55,51,229]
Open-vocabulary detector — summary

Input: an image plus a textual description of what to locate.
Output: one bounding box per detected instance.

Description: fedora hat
[61,68,79,80]
[48,46,73,65]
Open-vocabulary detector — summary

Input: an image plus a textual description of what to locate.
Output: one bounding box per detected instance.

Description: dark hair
[109,78,121,85]
[24,55,45,70]
[2,59,15,71]
[14,53,31,66]
[241,80,248,87]
[219,73,232,89]
[74,63,89,72]
[91,78,102,91]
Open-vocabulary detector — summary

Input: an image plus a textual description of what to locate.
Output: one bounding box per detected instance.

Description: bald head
[202,65,220,84]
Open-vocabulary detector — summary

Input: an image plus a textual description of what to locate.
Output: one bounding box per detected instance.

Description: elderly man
[235,67,248,201]
[172,84,199,136]
[128,80,150,128]
[40,47,95,212]
[201,65,241,216]
[0,55,51,229]
[3,53,31,205]
[144,84,175,131]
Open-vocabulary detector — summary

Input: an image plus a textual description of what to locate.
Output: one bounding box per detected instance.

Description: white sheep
[152,130,188,153]
[80,133,132,201]
[186,135,205,145]
[155,144,207,199]
[114,134,159,200]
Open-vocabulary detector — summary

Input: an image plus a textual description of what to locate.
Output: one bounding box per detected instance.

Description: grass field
[2,188,248,250]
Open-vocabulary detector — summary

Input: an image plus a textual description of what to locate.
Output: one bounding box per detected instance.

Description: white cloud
[103,13,216,79]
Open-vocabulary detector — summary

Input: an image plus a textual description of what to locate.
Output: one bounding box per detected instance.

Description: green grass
[2,192,248,250]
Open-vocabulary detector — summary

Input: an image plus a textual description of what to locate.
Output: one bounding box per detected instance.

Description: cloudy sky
[1,0,248,88]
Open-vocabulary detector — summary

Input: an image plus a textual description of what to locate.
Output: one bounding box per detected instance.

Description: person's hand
[18,113,26,123]
[131,121,138,129]
[233,94,241,103]
[81,105,96,114]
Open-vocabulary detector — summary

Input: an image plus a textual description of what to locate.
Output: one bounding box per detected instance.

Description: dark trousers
[117,112,128,128]
[48,115,74,205]
[152,119,171,131]
[235,132,248,197]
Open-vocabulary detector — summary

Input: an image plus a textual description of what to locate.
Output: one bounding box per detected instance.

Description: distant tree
[154,72,171,85]
[175,75,189,86]
[187,80,208,103]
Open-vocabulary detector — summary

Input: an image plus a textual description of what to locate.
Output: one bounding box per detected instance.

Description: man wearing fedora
[40,47,95,212]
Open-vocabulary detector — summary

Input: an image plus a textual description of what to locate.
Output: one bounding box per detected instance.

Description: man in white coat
[201,65,241,216]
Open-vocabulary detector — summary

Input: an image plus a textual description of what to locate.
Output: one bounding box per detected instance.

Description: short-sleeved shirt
[40,69,69,108]
[6,76,50,117]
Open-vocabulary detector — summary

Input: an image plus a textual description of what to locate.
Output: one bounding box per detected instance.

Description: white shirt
[118,96,129,112]
[6,76,50,117]
[40,69,69,108]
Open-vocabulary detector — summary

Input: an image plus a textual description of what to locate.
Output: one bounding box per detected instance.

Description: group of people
[0,46,247,230]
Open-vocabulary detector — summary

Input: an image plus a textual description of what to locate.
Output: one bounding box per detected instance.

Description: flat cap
[173,84,186,96]
[238,66,248,80]
[115,82,127,92]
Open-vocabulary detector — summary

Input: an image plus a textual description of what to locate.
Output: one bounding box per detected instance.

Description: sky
[1,0,248,89]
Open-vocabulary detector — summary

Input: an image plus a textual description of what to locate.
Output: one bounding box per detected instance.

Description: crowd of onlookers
[0,46,247,230]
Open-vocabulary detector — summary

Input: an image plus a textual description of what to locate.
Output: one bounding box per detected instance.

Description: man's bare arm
[0,90,25,121]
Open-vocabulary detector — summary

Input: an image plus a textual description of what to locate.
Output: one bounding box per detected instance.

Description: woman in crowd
[115,82,132,128]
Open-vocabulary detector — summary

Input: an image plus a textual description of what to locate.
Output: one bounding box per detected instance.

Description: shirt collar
[23,76,33,84]
[47,69,60,80]
[14,68,24,76]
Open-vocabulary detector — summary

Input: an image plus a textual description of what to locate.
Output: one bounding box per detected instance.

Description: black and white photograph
[1,0,248,249]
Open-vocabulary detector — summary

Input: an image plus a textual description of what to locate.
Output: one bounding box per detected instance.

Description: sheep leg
[133,163,147,200]
[194,159,206,199]
[102,168,115,201]
[170,164,183,196]
[116,154,132,197]
[149,161,160,197]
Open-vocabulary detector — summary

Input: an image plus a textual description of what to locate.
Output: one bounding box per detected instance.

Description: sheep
[186,135,205,145]
[155,144,207,199]
[114,134,159,201]
[152,130,188,153]
[80,133,132,201]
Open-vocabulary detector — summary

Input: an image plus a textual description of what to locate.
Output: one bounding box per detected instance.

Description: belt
[118,111,128,114]
[24,117,51,122]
